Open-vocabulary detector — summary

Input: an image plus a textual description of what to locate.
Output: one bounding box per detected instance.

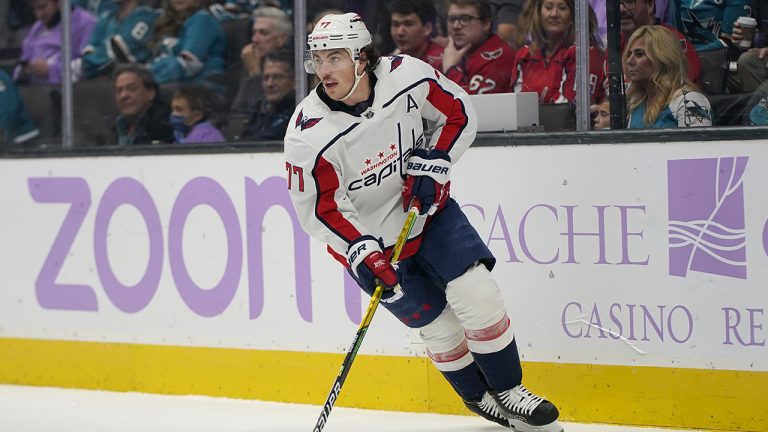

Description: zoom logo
[667,157,749,280]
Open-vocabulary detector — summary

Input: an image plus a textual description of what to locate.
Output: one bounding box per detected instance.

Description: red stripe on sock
[426,339,469,363]
[464,315,510,342]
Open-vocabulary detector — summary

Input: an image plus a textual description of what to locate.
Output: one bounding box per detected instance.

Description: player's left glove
[402,148,451,215]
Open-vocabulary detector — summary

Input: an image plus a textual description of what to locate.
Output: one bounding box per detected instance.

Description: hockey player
[442,0,516,94]
[284,12,562,432]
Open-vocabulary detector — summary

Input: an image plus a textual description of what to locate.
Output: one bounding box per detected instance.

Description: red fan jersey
[561,44,607,104]
[445,34,516,95]
[512,44,572,103]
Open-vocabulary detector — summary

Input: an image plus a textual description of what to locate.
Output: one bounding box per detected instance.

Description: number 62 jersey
[284,55,478,265]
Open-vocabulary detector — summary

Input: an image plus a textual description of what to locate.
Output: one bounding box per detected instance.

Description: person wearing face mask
[169,86,225,144]
[285,12,562,432]
[14,0,96,84]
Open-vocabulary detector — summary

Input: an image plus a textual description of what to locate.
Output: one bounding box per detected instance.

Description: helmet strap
[340,62,366,102]
[340,48,367,102]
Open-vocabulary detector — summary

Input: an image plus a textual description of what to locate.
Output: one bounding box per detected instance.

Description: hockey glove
[347,235,399,290]
[402,148,451,216]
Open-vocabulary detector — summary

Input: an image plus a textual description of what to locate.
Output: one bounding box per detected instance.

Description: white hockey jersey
[284,55,478,265]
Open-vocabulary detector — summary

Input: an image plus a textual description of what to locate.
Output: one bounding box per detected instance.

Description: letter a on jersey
[406,94,419,113]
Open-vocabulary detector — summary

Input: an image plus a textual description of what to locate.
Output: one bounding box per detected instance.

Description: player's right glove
[402,148,451,215]
[346,235,399,290]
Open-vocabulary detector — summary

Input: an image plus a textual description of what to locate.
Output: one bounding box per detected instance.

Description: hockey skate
[491,384,563,432]
[464,392,513,428]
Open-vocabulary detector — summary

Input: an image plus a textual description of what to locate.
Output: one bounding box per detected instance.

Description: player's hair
[112,63,159,94]
[446,0,493,23]
[252,6,293,38]
[388,0,437,26]
[529,0,575,51]
[624,25,696,127]
[361,43,382,75]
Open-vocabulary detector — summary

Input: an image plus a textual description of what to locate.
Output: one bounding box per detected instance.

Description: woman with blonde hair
[625,25,712,128]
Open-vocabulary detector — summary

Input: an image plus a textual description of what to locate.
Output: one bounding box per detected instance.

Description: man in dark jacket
[112,63,174,145]
[241,49,295,141]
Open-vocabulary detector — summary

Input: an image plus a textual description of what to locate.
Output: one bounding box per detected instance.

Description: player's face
[625,37,654,85]
[252,17,287,55]
[446,4,490,50]
[311,49,359,100]
[620,0,654,35]
[540,0,572,40]
[390,12,432,55]
[262,60,294,103]
[114,72,156,119]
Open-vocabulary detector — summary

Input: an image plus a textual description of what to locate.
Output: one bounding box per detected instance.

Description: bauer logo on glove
[402,148,451,215]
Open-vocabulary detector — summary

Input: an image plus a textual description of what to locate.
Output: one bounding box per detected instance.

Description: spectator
[388,0,444,70]
[726,1,767,93]
[230,6,292,114]
[589,0,670,45]
[170,86,225,143]
[511,0,536,48]
[512,0,605,104]
[443,0,516,94]
[72,0,115,16]
[215,0,286,20]
[670,0,752,53]
[0,69,39,146]
[241,49,295,141]
[491,0,526,47]
[78,0,157,79]
[619,0,700,83]
[112,63,174,145]
[625,25,712,128]
[592,98,611,129]
[14,0,97,84]
[147,0,225,85]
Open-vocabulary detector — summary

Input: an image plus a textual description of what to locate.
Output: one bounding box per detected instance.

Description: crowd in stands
[2,0,768,148]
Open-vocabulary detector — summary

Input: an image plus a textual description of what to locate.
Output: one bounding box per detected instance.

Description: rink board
[1,142,767,430]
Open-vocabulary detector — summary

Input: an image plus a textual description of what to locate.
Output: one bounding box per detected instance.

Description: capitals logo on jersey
[390,55,404,72]
[480,48,503,61]
[295,109,322,131]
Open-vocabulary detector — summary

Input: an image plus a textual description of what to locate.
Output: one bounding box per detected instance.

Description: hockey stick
[312,207,419,432]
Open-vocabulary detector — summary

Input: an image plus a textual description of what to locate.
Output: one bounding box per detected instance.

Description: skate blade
[507,419,564,432]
